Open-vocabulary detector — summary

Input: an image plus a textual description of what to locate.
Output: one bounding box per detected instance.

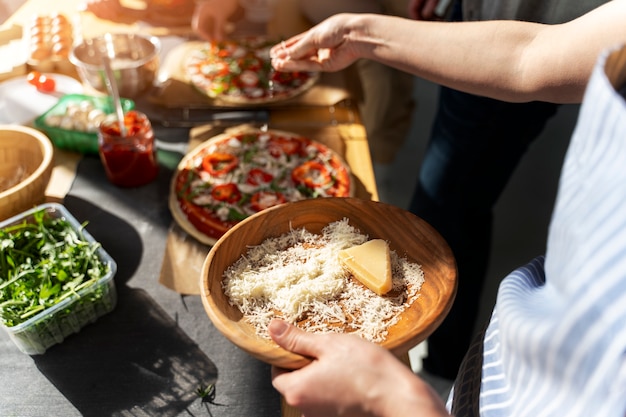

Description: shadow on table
[34,288,218,416]
[33,198,218,416]
[62,194,144,286]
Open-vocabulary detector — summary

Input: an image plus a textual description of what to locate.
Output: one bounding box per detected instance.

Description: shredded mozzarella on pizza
[223,219,425,343]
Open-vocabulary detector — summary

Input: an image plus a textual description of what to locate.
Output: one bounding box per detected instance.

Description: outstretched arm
[271,1,626,103]
[269,320,449,417]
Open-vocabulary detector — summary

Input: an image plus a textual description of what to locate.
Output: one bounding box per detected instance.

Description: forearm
[373,364,452,417]
[286,0,626,105]
[346,14,582,103]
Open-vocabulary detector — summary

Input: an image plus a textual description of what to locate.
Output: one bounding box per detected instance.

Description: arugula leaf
[0,209,109,327]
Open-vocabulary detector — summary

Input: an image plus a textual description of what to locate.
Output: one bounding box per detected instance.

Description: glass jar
[97,110,159,187]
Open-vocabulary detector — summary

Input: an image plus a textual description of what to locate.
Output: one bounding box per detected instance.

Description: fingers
[269,319,324,359]
[191,0,237,41]
[213,21,227,42]
[270,48,326,73]
[270,13,358,73]
[192,16,231,41]
[270,35,338,73]
[269,34,305,60]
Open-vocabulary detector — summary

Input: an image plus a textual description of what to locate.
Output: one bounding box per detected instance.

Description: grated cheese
[222,219,425,343]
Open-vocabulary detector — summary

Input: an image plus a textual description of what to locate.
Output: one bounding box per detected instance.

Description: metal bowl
[69,33,160,99]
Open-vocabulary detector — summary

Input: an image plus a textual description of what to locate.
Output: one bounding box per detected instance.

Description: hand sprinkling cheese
[338,239,392,295]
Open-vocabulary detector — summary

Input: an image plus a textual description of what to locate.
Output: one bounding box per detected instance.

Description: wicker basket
[0,125,54,221]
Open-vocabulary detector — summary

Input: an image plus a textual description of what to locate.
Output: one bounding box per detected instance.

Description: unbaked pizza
[184,36,318,104]
[169,127,353,245]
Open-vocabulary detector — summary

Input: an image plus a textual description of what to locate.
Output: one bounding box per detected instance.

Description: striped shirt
[466,44,626,416]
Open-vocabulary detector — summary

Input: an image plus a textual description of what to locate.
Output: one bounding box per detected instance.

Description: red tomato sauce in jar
[98,110,159,187]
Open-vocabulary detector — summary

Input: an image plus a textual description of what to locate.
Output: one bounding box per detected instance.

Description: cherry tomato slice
[211,183,241,203]
[202,153,239,176]
[246,168,274,186]
[250,191,286,212]
[268,136,303,157]
[291,161,332,189]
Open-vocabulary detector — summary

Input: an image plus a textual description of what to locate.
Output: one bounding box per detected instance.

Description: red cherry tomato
[211,183,241,203]
[250,191,286,212]
[26,71,56,92]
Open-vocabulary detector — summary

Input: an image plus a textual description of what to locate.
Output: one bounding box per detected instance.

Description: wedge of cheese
[338,239,392,295]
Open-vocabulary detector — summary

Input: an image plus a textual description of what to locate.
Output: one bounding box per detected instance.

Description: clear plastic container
[0,203,117,354]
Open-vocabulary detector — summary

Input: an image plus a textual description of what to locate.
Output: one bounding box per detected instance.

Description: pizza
[184,36,319,104]
[169,127,353,245]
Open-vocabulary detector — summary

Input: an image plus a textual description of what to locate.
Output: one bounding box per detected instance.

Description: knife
[155,108,271,128]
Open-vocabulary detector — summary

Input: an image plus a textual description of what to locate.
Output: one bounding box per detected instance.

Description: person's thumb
[269,319,320,359]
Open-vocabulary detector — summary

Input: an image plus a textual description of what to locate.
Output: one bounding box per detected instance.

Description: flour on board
[222,218,425,343]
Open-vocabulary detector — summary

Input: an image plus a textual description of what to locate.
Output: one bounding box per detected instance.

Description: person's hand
[270,14,361,73]
[191,0,239,41]
[408,0,446,20]
[83,0,144,24]
[269,319,450,417]
[83,0,194,26]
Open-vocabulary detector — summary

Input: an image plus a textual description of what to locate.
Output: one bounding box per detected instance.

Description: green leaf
[0,208,109,327]
[39,282,60,300]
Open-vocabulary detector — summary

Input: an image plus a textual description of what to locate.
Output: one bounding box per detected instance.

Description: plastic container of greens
[0,203,117,354]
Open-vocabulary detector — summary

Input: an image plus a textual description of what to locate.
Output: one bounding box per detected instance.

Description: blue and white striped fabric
[474,45,626,416]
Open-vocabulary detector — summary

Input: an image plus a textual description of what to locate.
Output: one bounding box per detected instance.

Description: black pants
[409,85,559,379]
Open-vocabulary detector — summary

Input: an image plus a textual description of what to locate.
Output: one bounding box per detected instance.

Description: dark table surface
[0,127,282,417]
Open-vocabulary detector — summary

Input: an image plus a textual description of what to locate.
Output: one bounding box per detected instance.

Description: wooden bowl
[0,125,54,221]
[201,197,457,369]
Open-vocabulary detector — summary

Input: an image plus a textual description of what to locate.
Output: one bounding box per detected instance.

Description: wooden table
[0,2,387,416]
